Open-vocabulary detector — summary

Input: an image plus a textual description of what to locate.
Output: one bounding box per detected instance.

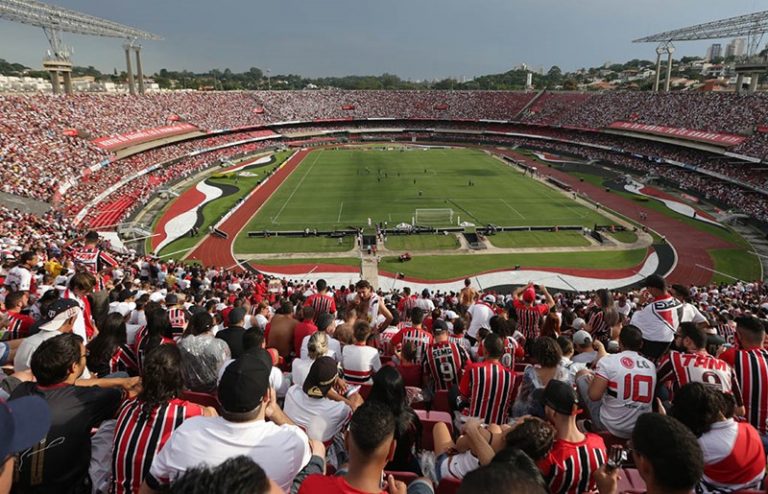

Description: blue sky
[0,0,765,79]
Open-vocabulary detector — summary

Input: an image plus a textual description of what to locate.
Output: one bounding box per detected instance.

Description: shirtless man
[459,278,478,315]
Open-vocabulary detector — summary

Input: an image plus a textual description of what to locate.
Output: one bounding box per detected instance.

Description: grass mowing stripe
[271,151,322,225]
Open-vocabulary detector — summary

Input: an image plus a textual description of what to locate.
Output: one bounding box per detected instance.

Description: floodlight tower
[664,43,675,92]
[0,0,161,95]
[653,44,666,92]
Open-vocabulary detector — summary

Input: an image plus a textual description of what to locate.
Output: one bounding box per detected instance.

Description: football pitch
[239,147,610,233]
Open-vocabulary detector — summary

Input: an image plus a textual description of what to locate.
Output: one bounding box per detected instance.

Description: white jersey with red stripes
[698,419,765,493]
[341,344,381,384]
[594,351,656,438]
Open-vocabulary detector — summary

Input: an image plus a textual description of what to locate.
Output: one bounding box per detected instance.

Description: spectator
[283,356,356,443]
[538,380,607,494]
[292,331,329,389]
[216,307,247,359]
[341,321,381,385]
[86,312,140,377]
[367,366,422,473]
[390,307,433,365]
[0,396,51,494]
[457,450,548,494]
[13,298,81,372]
[300,312,341,361]
[424,320,469,392]
[178,311,231,392]
[577,325,655,439]
[168,456,283,494]
[630,275,681,361]
[293,306,318,358]
[142,351,312,493]
[512,336,568,418]
[110,345,217,494]
[266,300,297,360]
[670,382,765,493]
[461,333,516,424]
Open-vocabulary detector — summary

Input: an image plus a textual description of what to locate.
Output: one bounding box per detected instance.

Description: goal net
[414,208,454,225]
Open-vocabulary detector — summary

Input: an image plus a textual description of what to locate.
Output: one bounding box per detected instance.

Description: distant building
[706,43,722,61]
[725,38,746,58]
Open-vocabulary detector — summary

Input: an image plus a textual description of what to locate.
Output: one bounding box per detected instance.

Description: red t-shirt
[299,475,386,494]
[294,320,318,356]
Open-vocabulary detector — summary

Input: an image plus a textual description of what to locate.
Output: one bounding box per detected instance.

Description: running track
[497,149,734,285]
[187,149,311,269]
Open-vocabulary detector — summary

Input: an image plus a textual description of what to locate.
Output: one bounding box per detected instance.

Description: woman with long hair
[291,331,328,389]
[87,312,139,377]
[178,311,231,392]
[512,336,568,418]
[109,345,217,494]
[586,289,616,344]
[367,366,423,474]
[134,306,175,369]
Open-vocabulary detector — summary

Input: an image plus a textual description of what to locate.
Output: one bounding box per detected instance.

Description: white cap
[109,302,134,318]
[149,291,165,303]
[573,330,592,347]
[483,294,496,304]
[572,318,586,331]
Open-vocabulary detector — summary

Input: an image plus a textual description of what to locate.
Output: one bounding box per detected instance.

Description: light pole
[266,68,271,90]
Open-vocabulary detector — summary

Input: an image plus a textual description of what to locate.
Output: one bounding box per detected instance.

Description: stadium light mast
[0,0,161,95]
[635,10,768,93]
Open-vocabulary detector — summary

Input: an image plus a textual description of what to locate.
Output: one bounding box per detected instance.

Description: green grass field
[384,234,460,251]
[238,148,612,234]
[234,235,354,254]
[487,231,591,248]
[379,248,649,279]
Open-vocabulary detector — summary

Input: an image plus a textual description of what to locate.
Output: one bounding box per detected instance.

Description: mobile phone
[344,385,361,398]
[606,445,624,470]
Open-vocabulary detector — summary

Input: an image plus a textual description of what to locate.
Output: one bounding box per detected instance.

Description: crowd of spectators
[0,213,766,493]
[5,90,768,226]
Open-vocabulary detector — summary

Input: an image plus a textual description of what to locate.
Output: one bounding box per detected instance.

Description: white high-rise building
[725,38,746,58]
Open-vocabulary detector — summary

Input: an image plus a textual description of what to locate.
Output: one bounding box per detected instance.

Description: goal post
[414,208,454,225]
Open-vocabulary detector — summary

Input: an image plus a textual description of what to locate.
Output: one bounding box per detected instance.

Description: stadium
[0,2,768,494]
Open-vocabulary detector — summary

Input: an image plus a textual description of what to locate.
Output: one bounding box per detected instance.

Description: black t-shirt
[10,382,122,494]
[216,325,245,358]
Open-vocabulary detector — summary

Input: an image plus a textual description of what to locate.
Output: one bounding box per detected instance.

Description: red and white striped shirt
[458,361,515,425]
[540,434,607,494]
[657,350,743,405]
[71,245,117,275]
[513,300,548,341]
[390,327,433,365]
[110,397,204,494]
[304,293,336,320]
[721,347,768,434]
[424,341,469,391]
[341,344,381,384]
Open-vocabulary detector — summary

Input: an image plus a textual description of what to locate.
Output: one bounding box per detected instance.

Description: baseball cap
[572,318,586,331]
[118,288,137,302]
[522,288,536,303]
[217,353,271,413]
[483,294,496,304]
[229,307,246,326]
[0,396,51,460]
[541,380,579,416]
[303,356,339,399]
[39,299,81,331]
[432,319,449,334]
[573,330,592,347]
[109,302,134,318]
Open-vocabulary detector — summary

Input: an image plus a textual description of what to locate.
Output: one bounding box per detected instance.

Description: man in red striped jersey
[657,322,744,414]
[110,345,216,494]
[3,291,34,340]
[304,278,336,322]
[512,283,554,349]
[539,379,607,494]
[719,316,768,443]
[390,307,433,365]
[458,333,515,425]
[424,320,469,392]
[396,286,418,323]
[70,231,118,276]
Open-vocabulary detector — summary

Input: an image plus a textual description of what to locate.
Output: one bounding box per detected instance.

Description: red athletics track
[497,149,734,285]
[187,149,311,270]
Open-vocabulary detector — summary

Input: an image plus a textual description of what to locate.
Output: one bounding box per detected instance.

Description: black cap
[218,353,271,413]
[643,274,667,291]
[229,307,247,326]
[303,356,339,398]
[540,380,579,415]
[432,319,449,334]
[316,312,335,331]
[118,288,137,302]
[165,293,178,305]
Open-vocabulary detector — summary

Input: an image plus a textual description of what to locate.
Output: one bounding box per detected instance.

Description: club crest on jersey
[620,357,635,369]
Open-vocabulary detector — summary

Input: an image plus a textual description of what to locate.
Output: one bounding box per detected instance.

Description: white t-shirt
[14,328,59,372]
[148,416,311,493]
[467,302,495,339]
[572,351,597,365]
[300,334,341,362]
[283,385,352,442]
[5,266,31,292]
[595,351,656,438]
[416,297,435,313]
[630,296,682,343]
[290,358,314,389]
[341,344,381,384]
[440,450,479,480]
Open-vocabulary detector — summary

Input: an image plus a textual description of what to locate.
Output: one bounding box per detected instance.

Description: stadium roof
[0,0,161,40]
[633,10,768,43]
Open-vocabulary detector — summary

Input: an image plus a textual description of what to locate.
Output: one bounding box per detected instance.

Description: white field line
[337,201,344,222]
[271,151,322,224]
[500,199,526,220]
